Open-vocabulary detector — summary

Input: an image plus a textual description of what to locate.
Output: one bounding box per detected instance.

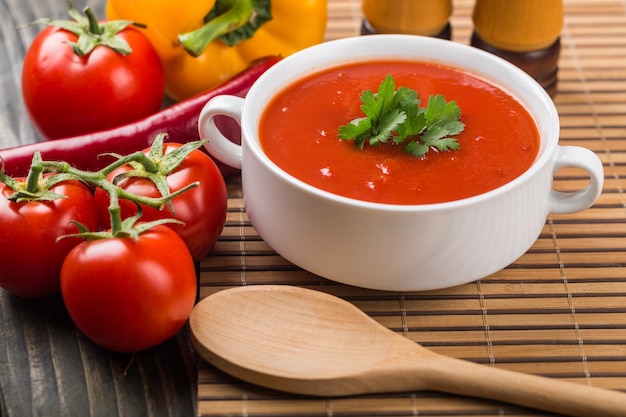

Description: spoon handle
[424,352,626,417]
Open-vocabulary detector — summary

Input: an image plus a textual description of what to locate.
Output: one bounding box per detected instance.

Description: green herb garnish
[338,74,465,157]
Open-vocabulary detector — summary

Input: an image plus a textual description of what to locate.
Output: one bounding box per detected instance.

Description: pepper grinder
[471,0,563,98]
[361,0,452,40]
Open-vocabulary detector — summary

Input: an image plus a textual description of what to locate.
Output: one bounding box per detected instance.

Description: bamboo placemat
[196,1,626,416]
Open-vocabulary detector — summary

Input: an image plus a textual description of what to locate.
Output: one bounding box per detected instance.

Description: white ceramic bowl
[198,35,604,291]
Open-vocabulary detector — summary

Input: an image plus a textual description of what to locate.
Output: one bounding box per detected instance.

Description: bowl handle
[198,95,245,170]
[550,145,604,214]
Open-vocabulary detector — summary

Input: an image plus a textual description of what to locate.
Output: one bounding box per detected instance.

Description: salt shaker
[471,0,564,97]
[361,0,452,40]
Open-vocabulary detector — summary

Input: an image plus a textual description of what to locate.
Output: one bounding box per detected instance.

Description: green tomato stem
[83,7,102,36]
[38,154,197,236]
[39,159,180,210]
[24,154,44,194]
[7,133,203,239]
[99,151,160,176]
[36,1,135,56]
[107,189,124,235]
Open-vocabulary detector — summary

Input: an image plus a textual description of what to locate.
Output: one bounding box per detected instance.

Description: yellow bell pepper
[106,0,327,101]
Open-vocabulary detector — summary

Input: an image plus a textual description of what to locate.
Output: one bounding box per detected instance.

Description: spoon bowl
[190,285,626,417]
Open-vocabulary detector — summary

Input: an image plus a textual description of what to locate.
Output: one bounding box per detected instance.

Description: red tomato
[0,179,99,298]
[60,225,197,353]
[21,22,164,140]
[94,143,228,261]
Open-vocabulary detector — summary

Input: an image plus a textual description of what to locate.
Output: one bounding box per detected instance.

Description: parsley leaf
[338,75,465,157]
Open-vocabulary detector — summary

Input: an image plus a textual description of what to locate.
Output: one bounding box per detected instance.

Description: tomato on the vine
[21,4,164,140]
[94,140,228,261]
[61,224,197,353]
[0,177,98,299]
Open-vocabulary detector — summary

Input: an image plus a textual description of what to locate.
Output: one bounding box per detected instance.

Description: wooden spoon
[189,285,626,417]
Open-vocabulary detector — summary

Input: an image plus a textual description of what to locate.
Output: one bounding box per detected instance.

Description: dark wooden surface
[0,1,197,416]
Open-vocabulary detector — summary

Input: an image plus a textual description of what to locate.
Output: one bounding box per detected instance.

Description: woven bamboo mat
[196,1,626,416]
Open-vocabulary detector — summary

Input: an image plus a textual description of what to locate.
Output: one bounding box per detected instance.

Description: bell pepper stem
[178,0,255,57]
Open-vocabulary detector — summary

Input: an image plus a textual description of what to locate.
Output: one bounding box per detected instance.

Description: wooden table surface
[3,1,626,417]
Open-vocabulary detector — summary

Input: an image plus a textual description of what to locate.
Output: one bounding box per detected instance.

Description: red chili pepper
[1,55,281,178]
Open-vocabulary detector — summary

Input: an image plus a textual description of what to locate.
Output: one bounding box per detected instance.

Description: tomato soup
[259,60,540,205]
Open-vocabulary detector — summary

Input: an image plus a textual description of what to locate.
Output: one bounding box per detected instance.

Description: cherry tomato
[94,142,228,261]
[0,179,99,298]
[60,225,197,353]
[21,12,164,139]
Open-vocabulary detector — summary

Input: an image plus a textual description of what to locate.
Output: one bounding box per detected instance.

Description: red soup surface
[259,60,540,205]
